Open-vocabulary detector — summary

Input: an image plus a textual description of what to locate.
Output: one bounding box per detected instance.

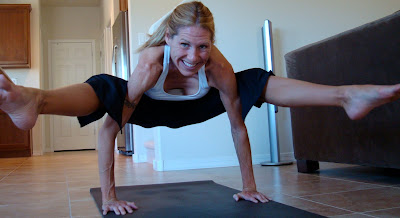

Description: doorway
[48,40,97,151]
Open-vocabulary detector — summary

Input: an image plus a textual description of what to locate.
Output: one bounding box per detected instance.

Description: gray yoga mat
[90,180,325,217]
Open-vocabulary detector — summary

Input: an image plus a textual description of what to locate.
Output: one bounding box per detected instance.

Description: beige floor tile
[273,195,352,217]
[0,158,27,165]
[214,178,243,190]
[66,174,99,181]
[10,167,65,175]
[0,182,67,194]
[303,187,400,213]
[281,162,357,174]
[19,166,66,171]
[68,179,101,189]
[115,176,147,186]
[0,168,17,176]
[253,170,321,187]
[0,190,69,205]
[10,201,70,217]
[363,207,400,217]
[0,173,66,184]
[70,199,101,217]
[329,213,374,217]
[69,187,93,202]
[275,177,380,197]
[0,205,16,217]
[0,163,23,169]
[318,166,400,187]
[72,216,102,218]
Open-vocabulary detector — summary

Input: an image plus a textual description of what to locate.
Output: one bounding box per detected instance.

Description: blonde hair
[137,1,215,52]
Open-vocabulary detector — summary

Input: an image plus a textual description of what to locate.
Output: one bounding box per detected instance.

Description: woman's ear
[165,29,171,45]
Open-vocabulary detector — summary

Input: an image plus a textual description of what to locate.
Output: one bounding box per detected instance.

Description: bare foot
[0,68,40,130]
[343,84,400,120]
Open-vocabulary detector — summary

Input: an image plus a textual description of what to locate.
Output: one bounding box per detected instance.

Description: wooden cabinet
[0,4,31,69]
[119,0,128,11]
[0,110,32,157]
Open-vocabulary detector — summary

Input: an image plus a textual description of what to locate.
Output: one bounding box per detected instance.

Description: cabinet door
[0,4,31,68]
[0,110,32,157]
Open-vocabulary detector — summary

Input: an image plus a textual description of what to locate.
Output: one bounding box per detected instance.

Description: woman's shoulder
[138,45,165,65]
[140,45,164,57]
[205,45,234,86]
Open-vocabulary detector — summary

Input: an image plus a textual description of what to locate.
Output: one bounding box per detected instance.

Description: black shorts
[78,68,273,129]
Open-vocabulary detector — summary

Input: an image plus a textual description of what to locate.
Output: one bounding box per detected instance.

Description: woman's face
[165,25,212,76]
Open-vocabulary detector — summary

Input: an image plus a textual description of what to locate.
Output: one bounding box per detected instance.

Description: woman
[1,1,400,216]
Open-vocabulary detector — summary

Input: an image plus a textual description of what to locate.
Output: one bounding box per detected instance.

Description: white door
[49,41,96,151]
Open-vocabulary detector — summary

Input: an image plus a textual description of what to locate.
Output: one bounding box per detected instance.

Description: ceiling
[41,0,101,7]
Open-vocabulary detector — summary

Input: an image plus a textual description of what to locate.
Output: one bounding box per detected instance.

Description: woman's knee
[99,116,120,138]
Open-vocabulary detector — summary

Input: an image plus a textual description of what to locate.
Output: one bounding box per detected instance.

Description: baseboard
[132,153,148,163]
[281,152,295,162]
[32,151,42,156]
[153,152,295,171]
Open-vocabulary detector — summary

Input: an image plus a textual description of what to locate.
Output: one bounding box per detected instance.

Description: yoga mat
[90,180,325,217]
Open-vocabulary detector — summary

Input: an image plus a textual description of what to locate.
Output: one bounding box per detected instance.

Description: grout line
[0,158,28,183]
[65,170,73,218]
[316,175,389,187]
[353,213,379,218]
[275,194,357,216]
[277,168,391,189]
[329,213,378,218]
[291,195,356,214]
[361,205,400,214]
[293,195,397,218]
[297,186,387,198]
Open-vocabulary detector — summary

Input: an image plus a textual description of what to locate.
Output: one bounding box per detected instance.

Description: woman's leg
[0,69,100,130]
[261,76,400,120]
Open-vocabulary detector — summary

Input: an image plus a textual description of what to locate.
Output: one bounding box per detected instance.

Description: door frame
[48,39,96,152]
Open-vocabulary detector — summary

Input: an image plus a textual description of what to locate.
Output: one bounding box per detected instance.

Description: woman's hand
[102,198,138,215]
[233,190,271,203]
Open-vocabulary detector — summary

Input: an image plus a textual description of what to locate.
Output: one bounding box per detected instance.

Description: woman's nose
[187,48,200,62]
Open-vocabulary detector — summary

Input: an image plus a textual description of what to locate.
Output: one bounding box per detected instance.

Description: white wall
[0,0,43,155]
[100,0,120,30]
[128,0,400,170]
[42,7,101,38]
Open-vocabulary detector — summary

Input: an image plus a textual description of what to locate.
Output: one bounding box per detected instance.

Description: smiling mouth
[182,60,197,68]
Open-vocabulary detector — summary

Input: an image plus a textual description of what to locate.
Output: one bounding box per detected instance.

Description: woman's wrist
[101,187,117,204]
[242,187,257,192]
[242,181,257,192]
[102,197,117,205]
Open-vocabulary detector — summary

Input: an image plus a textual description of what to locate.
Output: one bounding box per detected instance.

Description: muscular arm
[207,45,269,203]
[99,46,164,215]
[219,73,257,191]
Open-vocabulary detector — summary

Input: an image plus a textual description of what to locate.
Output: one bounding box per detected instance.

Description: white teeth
[183,60,196,67]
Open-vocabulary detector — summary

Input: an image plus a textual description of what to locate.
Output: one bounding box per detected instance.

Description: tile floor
[0,150,400,217]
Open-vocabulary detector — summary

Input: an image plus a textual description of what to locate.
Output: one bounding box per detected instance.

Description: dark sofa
[284,11,400,173]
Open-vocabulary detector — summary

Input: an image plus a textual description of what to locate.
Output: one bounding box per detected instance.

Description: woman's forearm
[97,95,139,203]
[232,127,257,191]
[98,117,120,203]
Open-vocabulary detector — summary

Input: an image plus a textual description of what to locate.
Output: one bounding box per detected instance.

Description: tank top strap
[198,65,209,88]
[153,45,170,89]
[163,45,170,66]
